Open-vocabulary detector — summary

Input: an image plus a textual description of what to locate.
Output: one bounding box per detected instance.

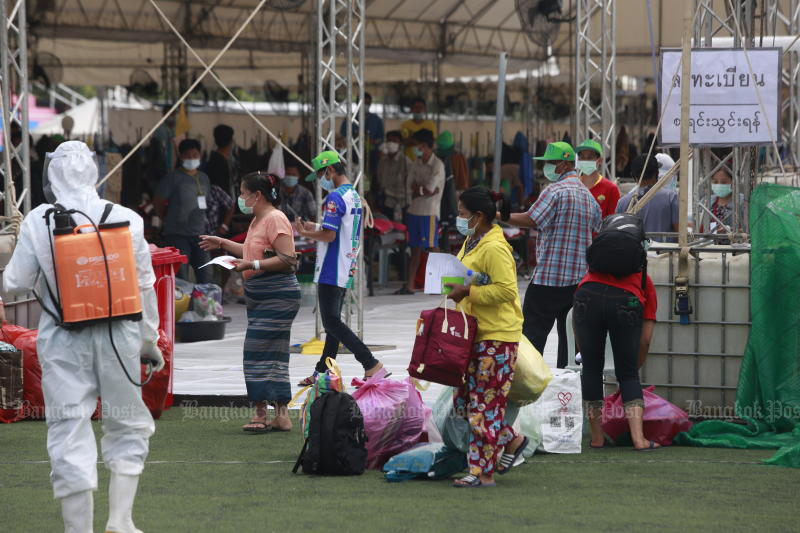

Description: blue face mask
[320,177,335,191]
[317,169,335,191]
[413,146,424,158]
[238,194,254,215]
[576,160,598,176]
[456,215,475,236]
[543,163,561,182]
[711,183,732,197]
[283,175,299,188]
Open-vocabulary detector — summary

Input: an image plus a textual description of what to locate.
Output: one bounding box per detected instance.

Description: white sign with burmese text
[659,48,781,146]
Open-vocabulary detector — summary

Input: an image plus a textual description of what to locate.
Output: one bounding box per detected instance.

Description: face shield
[42,150,100,205]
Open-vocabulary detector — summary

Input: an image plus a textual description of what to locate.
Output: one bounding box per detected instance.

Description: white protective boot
[104,473,143,533]
[60,490,94,533]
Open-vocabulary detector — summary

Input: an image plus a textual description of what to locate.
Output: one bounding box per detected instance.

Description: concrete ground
[173,280,559,405]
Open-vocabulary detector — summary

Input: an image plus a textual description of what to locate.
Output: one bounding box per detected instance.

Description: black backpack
[293,391,367,476]
[586,213,648,289]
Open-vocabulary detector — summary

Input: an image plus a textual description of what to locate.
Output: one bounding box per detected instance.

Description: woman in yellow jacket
[446,187,529,488]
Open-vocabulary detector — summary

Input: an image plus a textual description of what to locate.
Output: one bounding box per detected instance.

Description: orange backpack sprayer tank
[45,204,142,328]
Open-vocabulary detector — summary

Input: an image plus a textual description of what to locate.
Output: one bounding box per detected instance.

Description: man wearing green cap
[501,141,601,368]
[575,139,620,218]
[295,150,386,384]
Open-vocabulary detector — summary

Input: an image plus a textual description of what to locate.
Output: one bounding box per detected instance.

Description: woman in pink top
[200,172,300,433]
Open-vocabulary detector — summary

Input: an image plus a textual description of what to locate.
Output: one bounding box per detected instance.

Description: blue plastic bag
[383,443,466,482]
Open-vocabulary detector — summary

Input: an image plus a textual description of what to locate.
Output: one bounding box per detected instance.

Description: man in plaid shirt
[504,141,601,368]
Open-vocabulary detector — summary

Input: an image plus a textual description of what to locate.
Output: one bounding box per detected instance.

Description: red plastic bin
[146,245,187,417]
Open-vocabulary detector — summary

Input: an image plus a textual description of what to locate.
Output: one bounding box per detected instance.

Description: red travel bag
[408,298,477,387]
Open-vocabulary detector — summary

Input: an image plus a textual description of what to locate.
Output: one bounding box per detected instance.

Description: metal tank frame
[642,242,751,416]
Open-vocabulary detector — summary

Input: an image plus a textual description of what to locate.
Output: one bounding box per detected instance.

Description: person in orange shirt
[401,97,437,160]
[575,139,620,219]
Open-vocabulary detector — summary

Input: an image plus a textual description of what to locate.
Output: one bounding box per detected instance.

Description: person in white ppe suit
[3,141,163,533]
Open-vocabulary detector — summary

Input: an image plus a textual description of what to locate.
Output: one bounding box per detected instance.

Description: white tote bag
[517,368,583,454]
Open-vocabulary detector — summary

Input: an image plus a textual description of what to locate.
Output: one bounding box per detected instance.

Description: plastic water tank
[642,244,750,414]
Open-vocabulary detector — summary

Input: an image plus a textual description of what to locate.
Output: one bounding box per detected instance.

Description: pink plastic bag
[351,371,431,470]
[601,386,692,446]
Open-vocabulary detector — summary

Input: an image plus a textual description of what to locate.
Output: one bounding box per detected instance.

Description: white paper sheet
[423,252,469,294]
[199,255,238,270]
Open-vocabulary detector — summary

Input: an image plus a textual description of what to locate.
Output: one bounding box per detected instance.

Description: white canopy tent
[28,0,702,88]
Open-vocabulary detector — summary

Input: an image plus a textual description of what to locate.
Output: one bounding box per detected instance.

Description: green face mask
[543,163,561,182]
[238,194,254,215]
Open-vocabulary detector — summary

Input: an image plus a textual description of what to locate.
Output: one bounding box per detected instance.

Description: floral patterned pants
[455,340,519,476]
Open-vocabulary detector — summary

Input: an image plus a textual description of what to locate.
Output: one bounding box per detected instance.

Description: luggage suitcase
[408,297,477,387]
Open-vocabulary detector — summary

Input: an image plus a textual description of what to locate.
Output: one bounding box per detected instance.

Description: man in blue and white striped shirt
[295,151,387,386]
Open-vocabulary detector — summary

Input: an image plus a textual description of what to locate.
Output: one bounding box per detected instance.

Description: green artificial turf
[1,405,798,533]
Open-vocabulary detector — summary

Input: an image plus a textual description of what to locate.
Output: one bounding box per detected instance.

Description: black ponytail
[459,186,510,223]
[242,171,281,207]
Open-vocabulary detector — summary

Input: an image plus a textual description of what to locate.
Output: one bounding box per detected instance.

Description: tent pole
[675,0,693,326]
[492,52,507,193]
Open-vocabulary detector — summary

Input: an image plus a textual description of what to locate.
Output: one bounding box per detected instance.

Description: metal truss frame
[30,0,543,64]
[1,0,30,225]
[162,41,189,104]
[315,0,366,339]
[767,0,800,168]
[692,0,760,237]
[575,0,616,180]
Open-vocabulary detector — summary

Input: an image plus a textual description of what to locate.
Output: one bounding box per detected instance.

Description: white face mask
[385,142,400,154]
[182,158,201,171]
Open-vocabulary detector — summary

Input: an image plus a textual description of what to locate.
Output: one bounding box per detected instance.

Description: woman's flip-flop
[297,372,318,387]
[497,436,529,475]
[452,475,496,488]
[364,362,392,380]
[265,424,292,433]
[634,440,663,451]
[242,421,272,434]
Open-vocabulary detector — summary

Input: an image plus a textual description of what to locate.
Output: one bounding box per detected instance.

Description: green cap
[533,141,575,162]
[575,139,602,157]
[305,150,341,182]
[436,131,454,151]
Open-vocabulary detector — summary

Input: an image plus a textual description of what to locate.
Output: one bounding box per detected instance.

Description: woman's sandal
[242,419,272,434]
[453,475,496,488]
[496,436,530,475]
[634,440,663,452]
[297,372,318,387]
[363,362,392,380]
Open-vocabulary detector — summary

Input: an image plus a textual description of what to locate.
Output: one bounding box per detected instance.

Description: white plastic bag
[523,369,582,454]
[267,143,285,178]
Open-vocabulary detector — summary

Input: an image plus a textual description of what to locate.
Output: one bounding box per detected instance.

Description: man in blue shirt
[295,150,386,386]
